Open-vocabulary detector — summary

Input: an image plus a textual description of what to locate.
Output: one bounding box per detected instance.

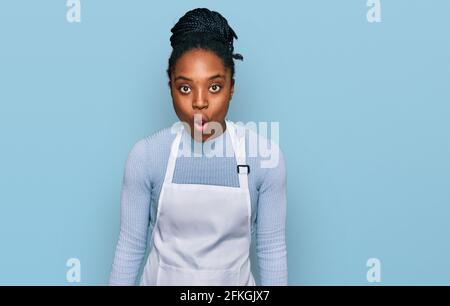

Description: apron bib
[140,120,255,286]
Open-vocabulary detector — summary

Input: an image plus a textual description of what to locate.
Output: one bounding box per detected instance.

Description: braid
[167,8,243,80]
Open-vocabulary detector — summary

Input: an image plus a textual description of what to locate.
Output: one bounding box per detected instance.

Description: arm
[109,139,151,285]
[256,146,288,285]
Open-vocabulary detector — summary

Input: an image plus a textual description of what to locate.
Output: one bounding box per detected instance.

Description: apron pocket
[157,260,239,286]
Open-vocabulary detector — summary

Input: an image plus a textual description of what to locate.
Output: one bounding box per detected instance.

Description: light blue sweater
[109,122,287,285]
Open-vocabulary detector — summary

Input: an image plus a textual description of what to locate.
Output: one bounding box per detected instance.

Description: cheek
[171,92,187,110]
[173,97,191,114]
[210,96,231,116]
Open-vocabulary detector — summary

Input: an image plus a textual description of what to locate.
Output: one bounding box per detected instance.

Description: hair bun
[170,8,239,56]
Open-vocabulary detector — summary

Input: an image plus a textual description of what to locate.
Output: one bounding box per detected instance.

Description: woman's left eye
[209,84,221,93]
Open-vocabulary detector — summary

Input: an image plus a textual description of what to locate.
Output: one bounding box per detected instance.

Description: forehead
[173,49,230,78]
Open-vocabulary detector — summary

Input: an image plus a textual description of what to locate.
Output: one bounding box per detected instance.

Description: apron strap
[164,124,183,184]
[226,120,249,191]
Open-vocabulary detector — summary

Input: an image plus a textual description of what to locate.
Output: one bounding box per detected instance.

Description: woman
[109,7,287,286]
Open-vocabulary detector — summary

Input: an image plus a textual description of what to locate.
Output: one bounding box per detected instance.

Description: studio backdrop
[0,0,449,285]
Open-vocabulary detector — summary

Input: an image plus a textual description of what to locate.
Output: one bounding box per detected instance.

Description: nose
[192,88,208,110]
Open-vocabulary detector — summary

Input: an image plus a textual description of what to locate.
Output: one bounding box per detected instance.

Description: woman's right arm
[109,139,151,285]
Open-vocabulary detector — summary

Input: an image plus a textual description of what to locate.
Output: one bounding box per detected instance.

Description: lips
[193,113,209,124]
[193,113,209,132]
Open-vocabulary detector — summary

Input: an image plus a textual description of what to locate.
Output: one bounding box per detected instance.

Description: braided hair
[167,8,243,82]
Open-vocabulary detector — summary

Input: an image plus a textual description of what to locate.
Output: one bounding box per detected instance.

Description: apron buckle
[237,164,250,174]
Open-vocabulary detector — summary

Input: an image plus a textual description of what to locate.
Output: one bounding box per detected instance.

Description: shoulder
[145,125,178,146]
[130,126,177,154]
[122,125,178,187]
[125,126,177,170]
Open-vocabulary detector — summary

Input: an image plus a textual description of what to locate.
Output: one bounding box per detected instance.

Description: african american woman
[109,7,288,286]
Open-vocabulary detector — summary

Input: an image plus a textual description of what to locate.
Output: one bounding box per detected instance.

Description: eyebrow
[174,74,225,82]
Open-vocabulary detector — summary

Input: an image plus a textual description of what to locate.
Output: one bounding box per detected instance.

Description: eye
[209,84,221,93]
[179,85,191,94]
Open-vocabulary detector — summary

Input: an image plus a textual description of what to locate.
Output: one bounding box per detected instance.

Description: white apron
[140,120,256,286]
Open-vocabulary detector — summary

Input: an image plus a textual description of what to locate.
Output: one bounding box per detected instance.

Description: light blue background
[1,0,449,285]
